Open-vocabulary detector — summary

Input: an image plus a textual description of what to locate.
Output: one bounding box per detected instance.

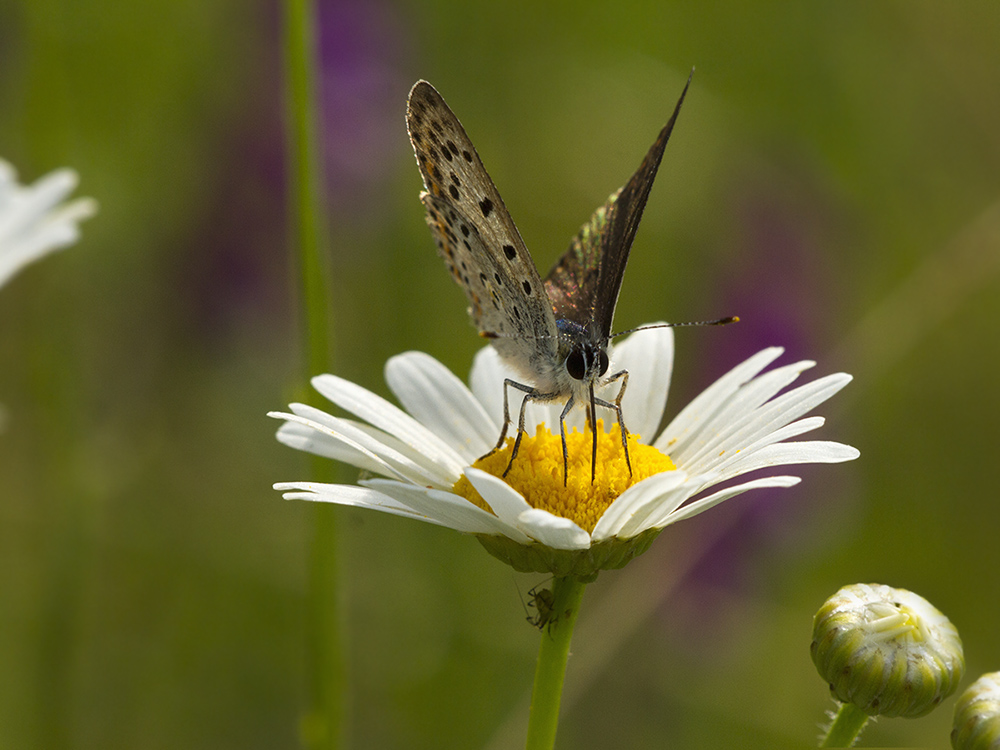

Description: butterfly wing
[407,81,559,378]
[542,194,615,327]
[544,72,693,338]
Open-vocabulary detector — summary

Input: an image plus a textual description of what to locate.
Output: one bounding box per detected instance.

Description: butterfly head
[556,319,610,386]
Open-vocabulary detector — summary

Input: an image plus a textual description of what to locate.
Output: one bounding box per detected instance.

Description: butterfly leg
[481,379,565,477]
[485,378,550,478]
[587,382,599,484]
[505,381,565,477]
[556,394,577,487]
[592,369,632,477]
[482,378,536,458]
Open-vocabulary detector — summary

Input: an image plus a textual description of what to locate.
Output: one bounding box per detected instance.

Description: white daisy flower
[271,326,859,578]
[0,159,97,289]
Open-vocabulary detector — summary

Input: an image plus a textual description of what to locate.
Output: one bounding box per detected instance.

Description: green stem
[282,0,345,748]
[819,702,870,747]
[525,577,588,750]
[284,0,330,378]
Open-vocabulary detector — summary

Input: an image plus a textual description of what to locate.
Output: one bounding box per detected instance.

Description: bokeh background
[2,1,999,748]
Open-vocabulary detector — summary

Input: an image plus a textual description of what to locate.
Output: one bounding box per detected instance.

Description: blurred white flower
[0,159,97,288]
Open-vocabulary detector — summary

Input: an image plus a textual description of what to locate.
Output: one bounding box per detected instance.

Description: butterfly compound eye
[599,350,609,376]
[566,350,586,380]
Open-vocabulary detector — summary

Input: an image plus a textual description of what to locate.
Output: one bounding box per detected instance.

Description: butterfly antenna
[609,316,739,340]
[484,318,737,343]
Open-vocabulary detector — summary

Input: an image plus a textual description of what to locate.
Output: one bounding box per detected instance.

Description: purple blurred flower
[317,0,411,221]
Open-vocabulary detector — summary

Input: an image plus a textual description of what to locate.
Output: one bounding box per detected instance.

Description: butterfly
[406,72,732,484]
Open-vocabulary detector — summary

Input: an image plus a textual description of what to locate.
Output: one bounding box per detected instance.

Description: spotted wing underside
[406,81,559,371]
[544,72,693,339]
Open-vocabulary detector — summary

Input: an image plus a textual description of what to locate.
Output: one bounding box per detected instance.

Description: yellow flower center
[453,421,675,534]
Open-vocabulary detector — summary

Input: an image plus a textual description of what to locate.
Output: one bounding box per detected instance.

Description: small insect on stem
[525,584,557,631]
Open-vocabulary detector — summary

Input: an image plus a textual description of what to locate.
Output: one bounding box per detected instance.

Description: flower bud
[811,583,964,718]
[952,671,1000,749]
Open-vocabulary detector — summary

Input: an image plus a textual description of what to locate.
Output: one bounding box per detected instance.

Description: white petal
[0,162,97,288]
[609,325,674,442]
[667,359,815,468]
[275,418,389,476]
[272,482,447,525]
[384,351,496,460]
[0,167,77,237]
[462,468,591,547]
[463,468,535,537]
[470,346,507,426]
[655,347,785,455]
[591,469,690,540]
[680,372,852,475]
[693,416,823,477]
[618,479,698,538]
[516,508,591,550]
[656,475,802,527]
[277,402,449,473]
[270,408,457,487]
[24,168,80,210]
[713,440,860,481]
[362,478,524,538]
[311,373,466,475]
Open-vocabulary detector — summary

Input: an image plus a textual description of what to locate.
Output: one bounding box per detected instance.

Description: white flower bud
[811,583,965,718]
[952,671,1000,749]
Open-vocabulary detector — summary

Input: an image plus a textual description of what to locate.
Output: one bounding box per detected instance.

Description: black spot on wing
[502,244,515,260]
[479,198,493,218]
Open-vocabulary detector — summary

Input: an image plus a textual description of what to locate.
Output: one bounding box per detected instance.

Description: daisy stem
[819,702,869,747]
[524,576,588,750]
[282,0,346,749]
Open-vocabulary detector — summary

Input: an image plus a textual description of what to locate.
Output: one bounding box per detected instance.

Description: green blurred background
[2,1,998,747]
